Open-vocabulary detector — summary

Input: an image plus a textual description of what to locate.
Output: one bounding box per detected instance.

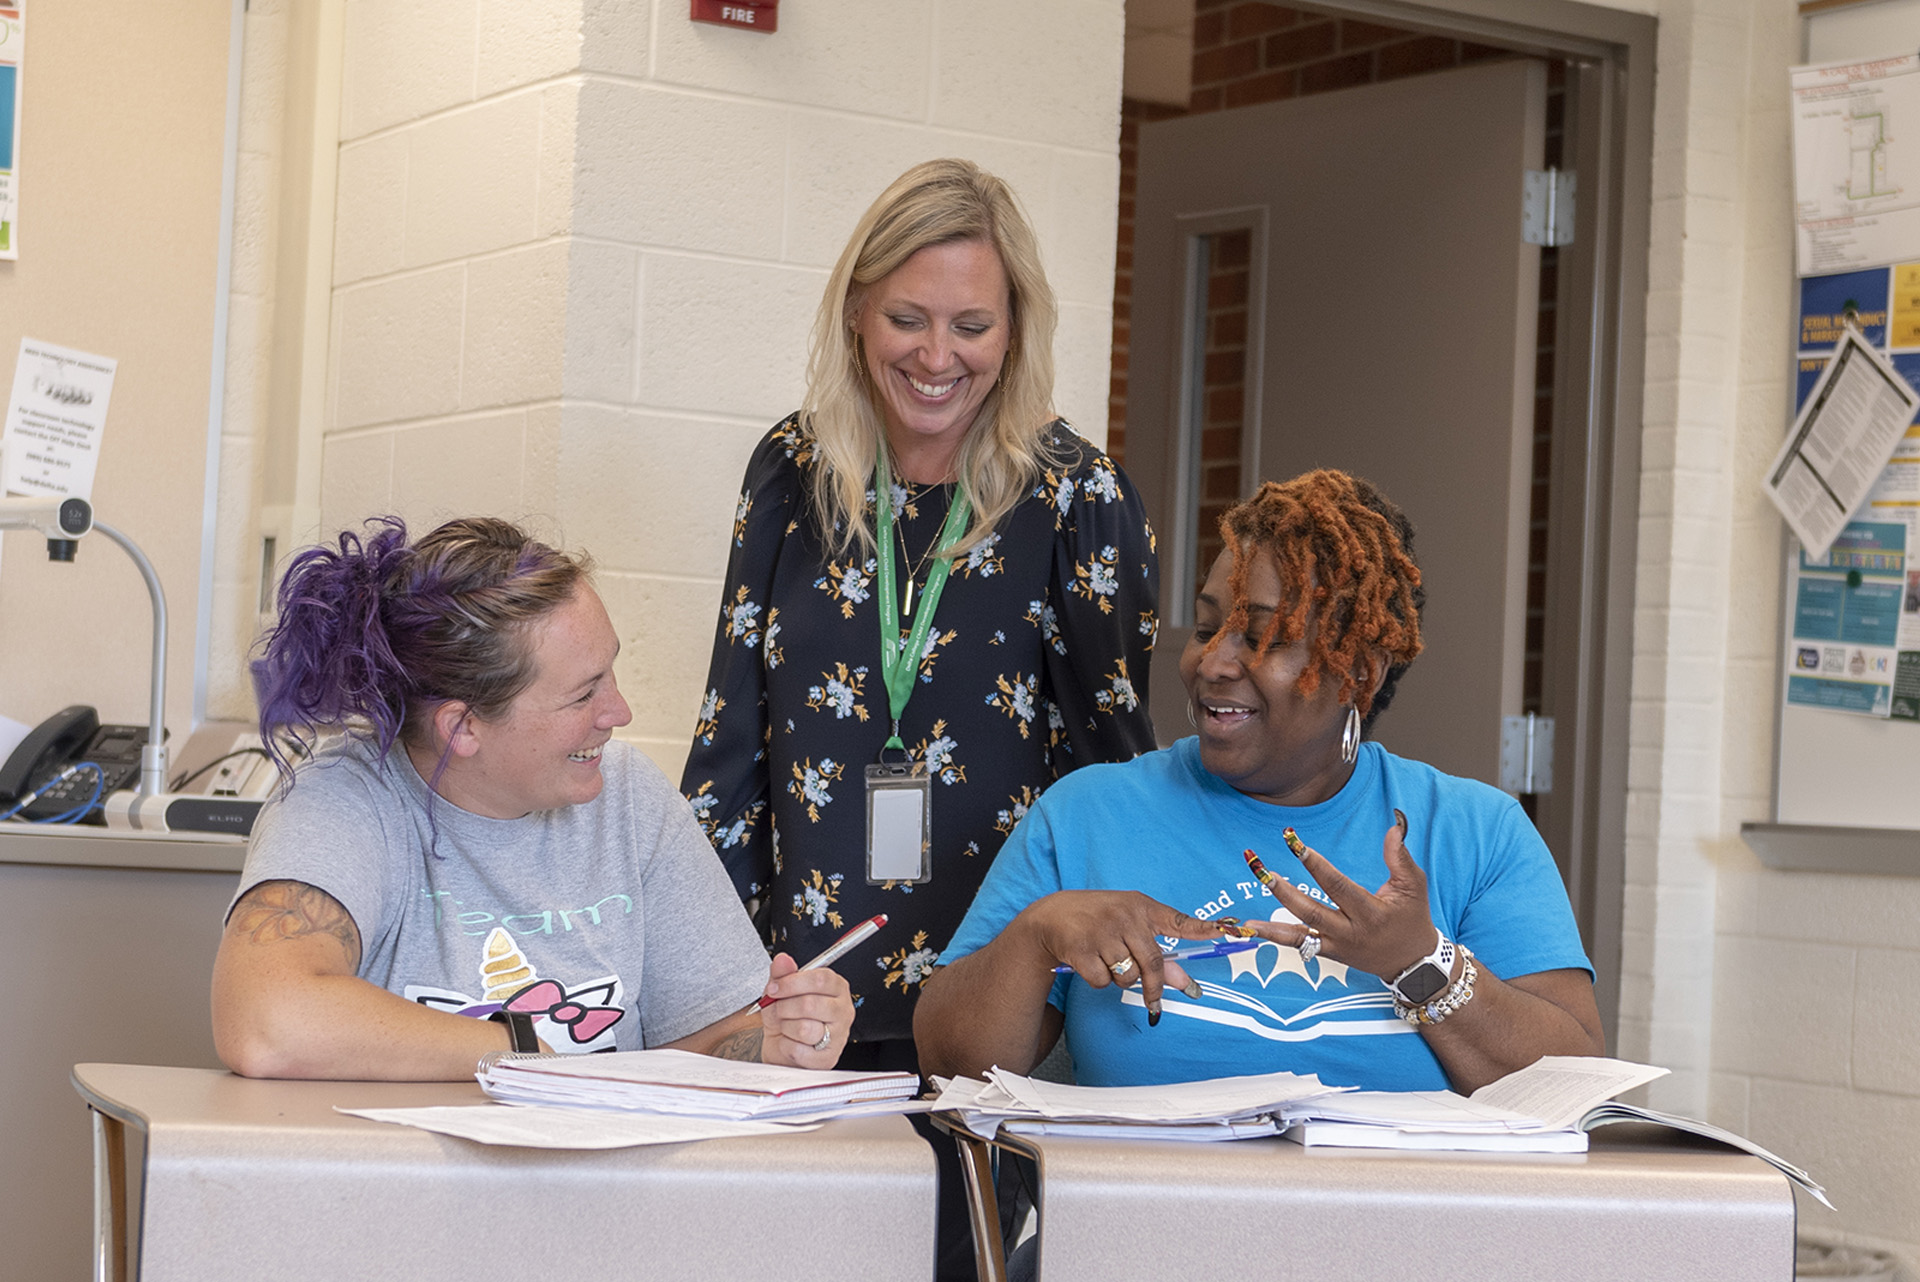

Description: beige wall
[308,0,1126,775]
[0,1,235,739]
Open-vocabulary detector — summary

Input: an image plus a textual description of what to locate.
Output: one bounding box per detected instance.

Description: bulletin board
[1773,0,1920,832]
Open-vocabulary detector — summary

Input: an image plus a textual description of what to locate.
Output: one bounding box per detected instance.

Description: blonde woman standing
[682,158,1158,1277]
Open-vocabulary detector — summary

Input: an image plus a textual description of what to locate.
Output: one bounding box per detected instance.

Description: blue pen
[1052,938,1259,974]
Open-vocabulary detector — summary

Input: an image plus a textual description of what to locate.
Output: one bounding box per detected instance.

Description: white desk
[75,1063,938,1282]
[942,1118,1797,1281]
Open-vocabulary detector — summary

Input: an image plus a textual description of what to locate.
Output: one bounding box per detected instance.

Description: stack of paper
[477,1048,924,1123]
[932,1066,1343,1142]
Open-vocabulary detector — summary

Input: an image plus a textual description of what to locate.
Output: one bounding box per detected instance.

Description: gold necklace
[896,487,951,619]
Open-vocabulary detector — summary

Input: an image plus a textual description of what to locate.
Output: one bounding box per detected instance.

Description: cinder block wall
[318,0,1128,773]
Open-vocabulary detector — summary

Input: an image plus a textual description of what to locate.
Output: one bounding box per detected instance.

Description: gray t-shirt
[236,738,769,1053]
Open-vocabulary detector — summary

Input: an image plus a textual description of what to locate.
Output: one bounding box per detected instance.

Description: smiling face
[435,585,633,819]
[1180,548,1379,807]
[852,238,1012,481]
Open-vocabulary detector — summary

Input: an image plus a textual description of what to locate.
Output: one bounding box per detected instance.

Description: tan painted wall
[0,1,233,741]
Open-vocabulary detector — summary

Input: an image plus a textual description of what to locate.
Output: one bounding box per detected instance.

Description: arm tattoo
[227,880,363,972]
[709,1026,765,1062]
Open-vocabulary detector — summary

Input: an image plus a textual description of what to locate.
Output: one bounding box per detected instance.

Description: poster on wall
[0,4,17,260]
[1786,520,1905,718]
[1789,255,1920,718]
[1792,51,1920,276]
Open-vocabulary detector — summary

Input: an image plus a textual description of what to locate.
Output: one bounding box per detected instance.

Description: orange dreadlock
[1215,469,1425,727]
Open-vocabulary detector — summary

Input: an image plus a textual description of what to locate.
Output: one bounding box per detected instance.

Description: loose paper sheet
[338,1103,818,1150]
[1764,325,1918,559]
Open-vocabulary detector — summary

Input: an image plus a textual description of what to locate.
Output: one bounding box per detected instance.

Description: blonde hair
[802,158,1065,557]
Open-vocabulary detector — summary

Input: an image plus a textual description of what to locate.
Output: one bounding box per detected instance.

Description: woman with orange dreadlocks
[916,470,1603,1096]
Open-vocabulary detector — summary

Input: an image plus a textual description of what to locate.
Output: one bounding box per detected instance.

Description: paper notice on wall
[1,337,115,499]
[1793,52,1920,275]
[0,6,18,260]
[1787,520,1906,718]
[1765,326,1919,559]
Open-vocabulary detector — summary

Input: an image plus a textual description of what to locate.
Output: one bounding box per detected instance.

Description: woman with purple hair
[212,516,852,1079]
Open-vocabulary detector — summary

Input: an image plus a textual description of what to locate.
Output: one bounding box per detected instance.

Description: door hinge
[1521,168,1576,247]
[1499,713,1555,796]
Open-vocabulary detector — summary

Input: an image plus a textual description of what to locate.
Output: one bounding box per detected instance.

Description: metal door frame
[1145,0,1655,1044]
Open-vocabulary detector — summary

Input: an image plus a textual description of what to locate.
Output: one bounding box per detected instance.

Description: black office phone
[0,705,156,824]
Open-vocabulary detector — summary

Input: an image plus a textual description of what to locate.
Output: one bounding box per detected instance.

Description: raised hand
[1240,810,1441,983]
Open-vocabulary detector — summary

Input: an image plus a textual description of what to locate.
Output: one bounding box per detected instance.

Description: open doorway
[1111,0,1655,1043]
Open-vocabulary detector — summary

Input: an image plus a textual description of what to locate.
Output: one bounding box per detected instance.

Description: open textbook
[935,1057,1828,1207]
[1284,1056,1830,1207]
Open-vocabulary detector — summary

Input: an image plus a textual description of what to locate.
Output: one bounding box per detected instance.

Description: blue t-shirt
[942,738,1593,1090]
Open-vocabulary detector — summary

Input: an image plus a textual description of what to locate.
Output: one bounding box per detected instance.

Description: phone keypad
[21,761,138,822]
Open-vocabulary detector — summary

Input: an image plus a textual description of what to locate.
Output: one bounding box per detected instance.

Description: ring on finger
[1298,928,1322,963]
[812,1026,833,1052]
[1108,956,1137,980]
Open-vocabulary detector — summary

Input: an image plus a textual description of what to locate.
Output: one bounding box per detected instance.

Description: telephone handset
[0,705,155,823]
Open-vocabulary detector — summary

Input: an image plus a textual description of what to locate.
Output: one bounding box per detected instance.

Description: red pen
[757,913,888,1008]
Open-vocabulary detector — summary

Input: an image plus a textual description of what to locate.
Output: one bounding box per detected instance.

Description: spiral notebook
[476,1048,923,1121]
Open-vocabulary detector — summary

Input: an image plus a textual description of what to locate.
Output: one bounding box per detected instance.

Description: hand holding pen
[757,913,886,1008]
[1014,890,1234,1027]
[751,914,883,1068]
[1052,938,1258,974]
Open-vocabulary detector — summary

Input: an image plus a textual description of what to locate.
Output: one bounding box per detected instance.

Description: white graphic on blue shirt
[1124,894,1406,1042]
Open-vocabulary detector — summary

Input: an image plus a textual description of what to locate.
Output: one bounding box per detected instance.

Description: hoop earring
[1340,706,1361,765]
[1185,701,1199,731]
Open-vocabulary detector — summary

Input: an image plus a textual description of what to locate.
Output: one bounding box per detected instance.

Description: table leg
[91,1108,129,1282]
[951,1128,1007,1282]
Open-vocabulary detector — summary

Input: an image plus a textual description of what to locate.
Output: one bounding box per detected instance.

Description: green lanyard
[874,451,973,752]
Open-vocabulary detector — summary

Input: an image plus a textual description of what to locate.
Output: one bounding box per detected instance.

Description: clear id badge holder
[865,760,931,884]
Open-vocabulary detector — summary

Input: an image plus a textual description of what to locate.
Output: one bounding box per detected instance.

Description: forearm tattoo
[710,1026,765,1062]
[228,879,363,971]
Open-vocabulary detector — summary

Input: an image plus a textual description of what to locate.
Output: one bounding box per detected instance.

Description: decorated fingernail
[1394,808,1410,840]
[1282,827,1308,859]
[1213,915,1258,938]
[1243,848,1280,889]
[1181,978,1203,1000]
[1147,1001,1161,1027]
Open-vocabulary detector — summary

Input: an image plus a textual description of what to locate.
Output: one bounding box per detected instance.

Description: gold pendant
[902,576,916,618]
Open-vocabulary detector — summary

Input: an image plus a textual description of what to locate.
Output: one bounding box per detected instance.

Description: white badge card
[865,762,931,884]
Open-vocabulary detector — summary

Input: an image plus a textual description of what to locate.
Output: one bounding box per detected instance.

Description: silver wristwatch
[1385,929,1457,1008]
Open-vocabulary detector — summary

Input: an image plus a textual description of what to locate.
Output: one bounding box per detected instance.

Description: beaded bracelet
[1395,950,1478,1026]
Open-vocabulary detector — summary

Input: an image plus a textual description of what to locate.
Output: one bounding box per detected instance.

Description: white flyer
[1764,325,1919,560]
[1,337,115,498]
[1793,52,1920,276]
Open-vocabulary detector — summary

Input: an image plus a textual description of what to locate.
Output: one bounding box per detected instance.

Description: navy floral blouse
[682,414,1161,1043]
